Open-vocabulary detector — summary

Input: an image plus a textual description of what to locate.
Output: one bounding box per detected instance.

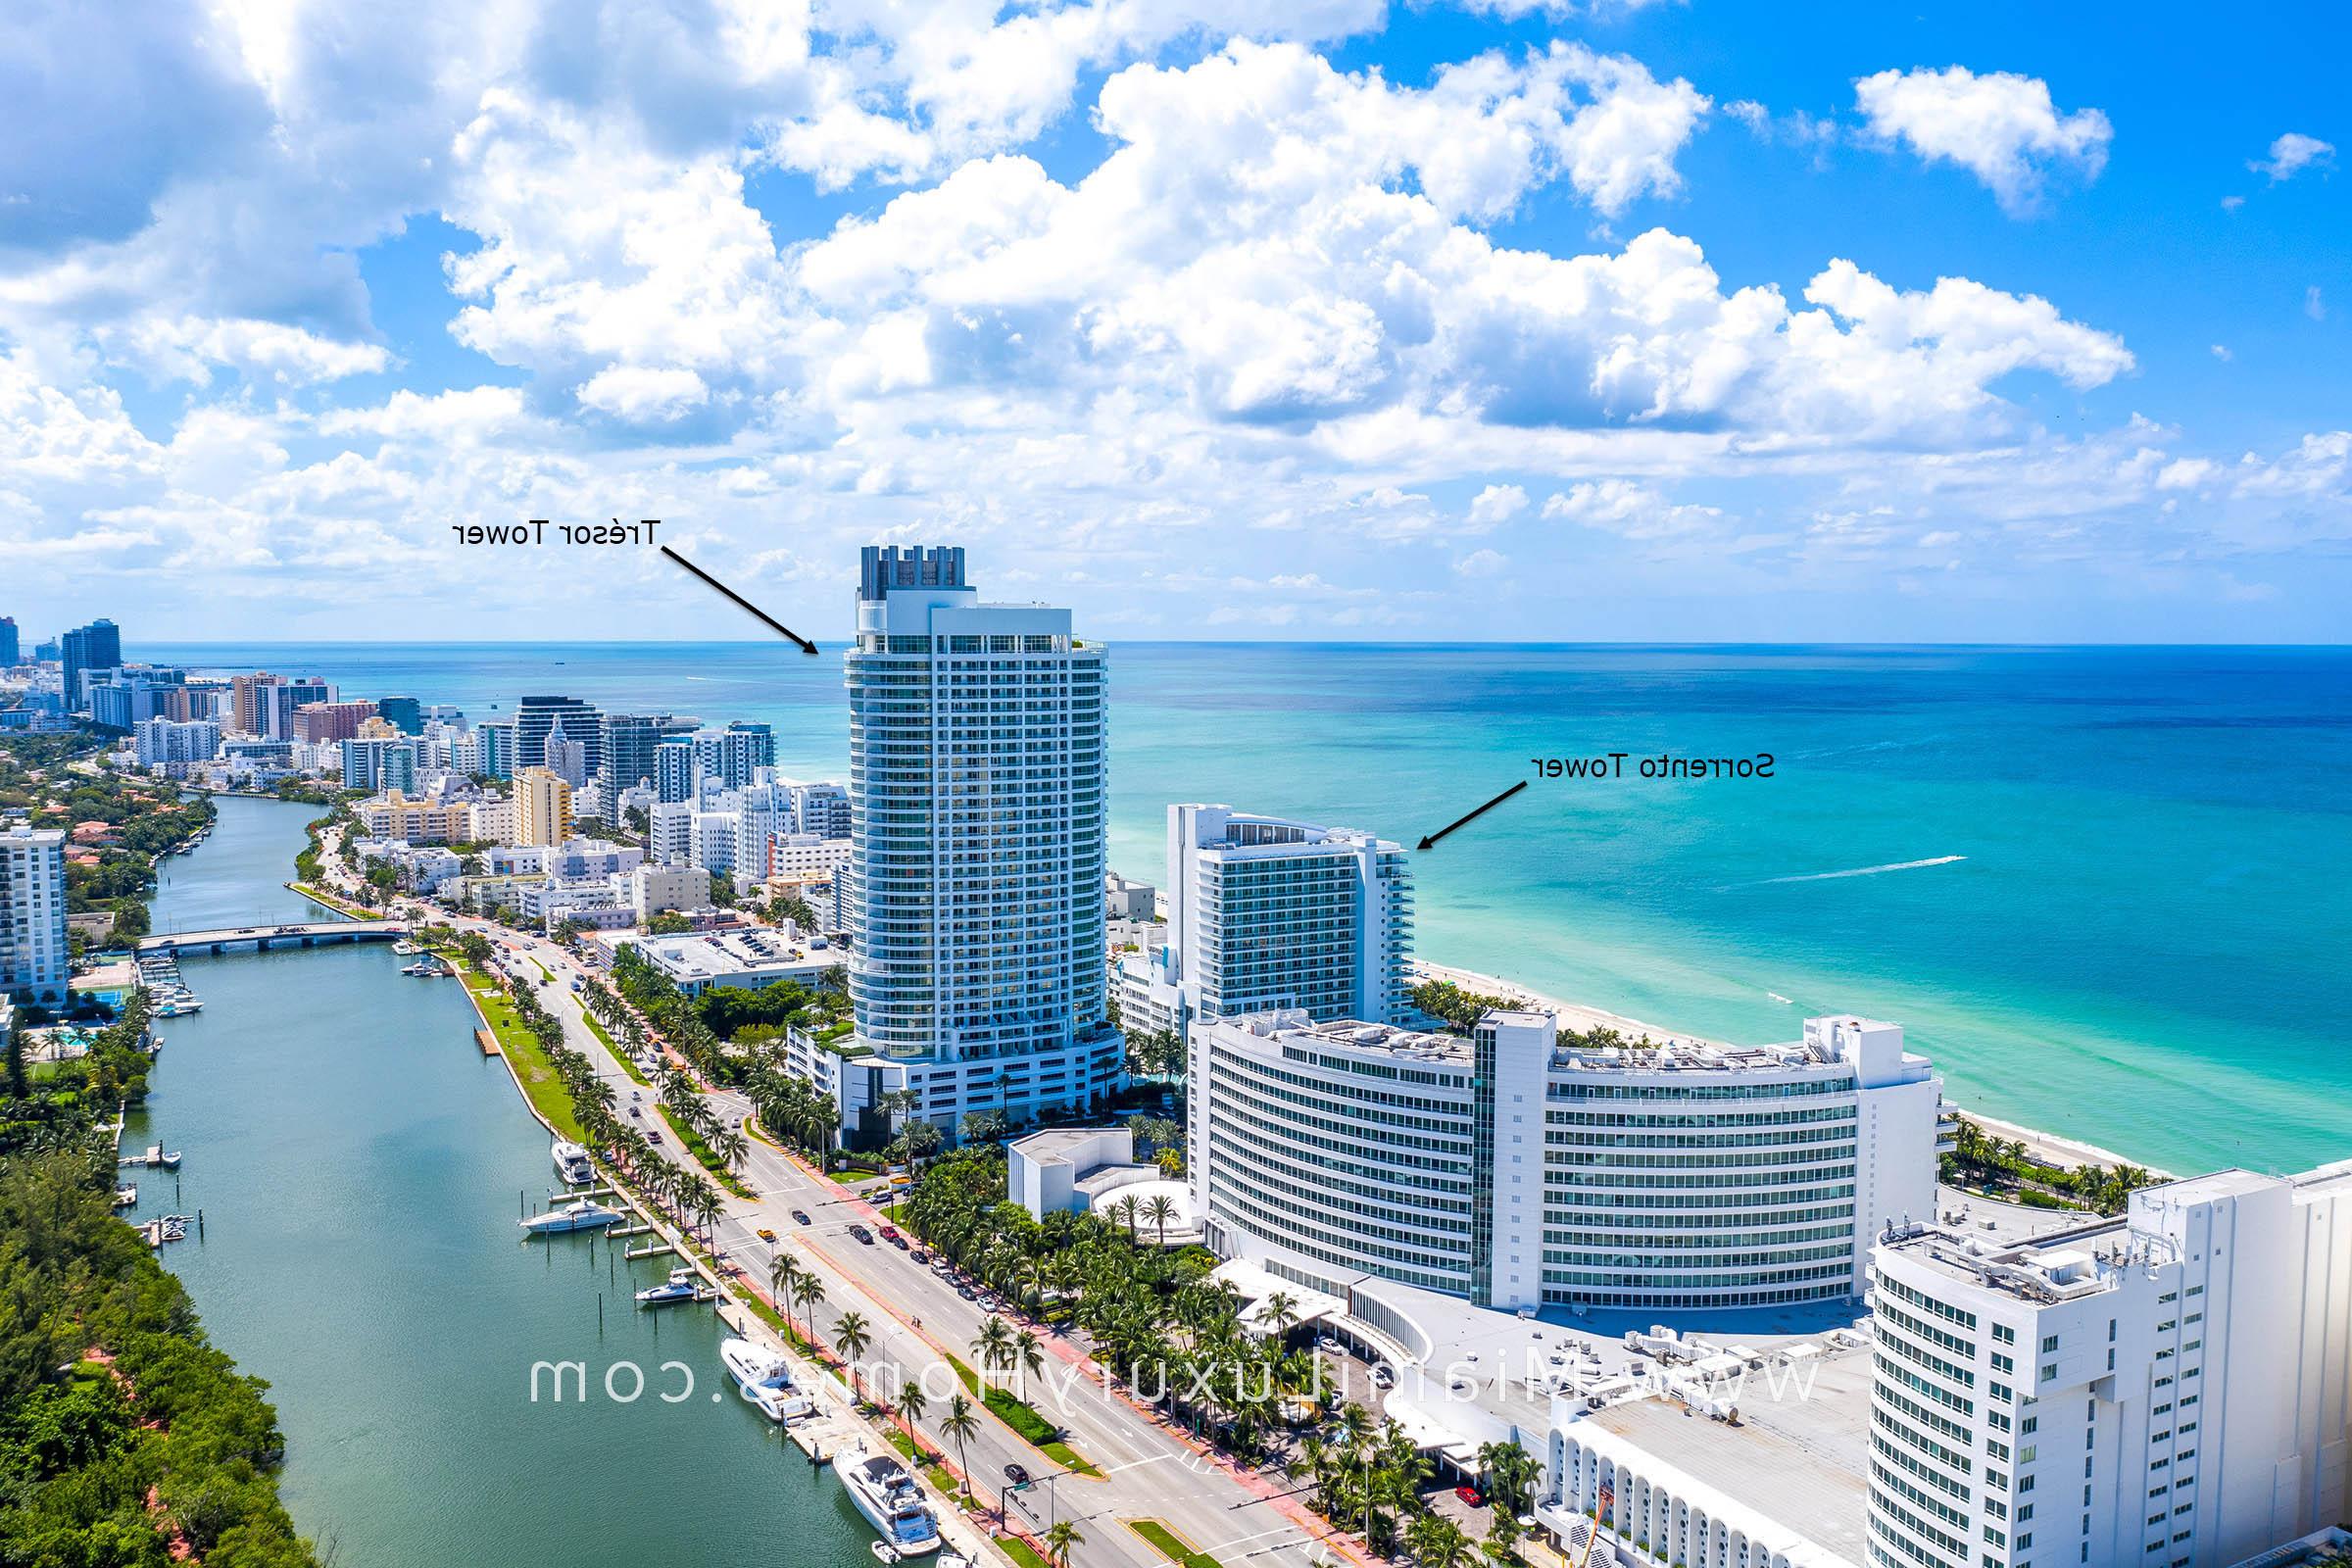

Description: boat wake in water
[1755,855,1967,886]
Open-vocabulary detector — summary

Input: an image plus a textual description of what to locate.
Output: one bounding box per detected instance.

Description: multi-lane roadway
[354,864,1357,1568]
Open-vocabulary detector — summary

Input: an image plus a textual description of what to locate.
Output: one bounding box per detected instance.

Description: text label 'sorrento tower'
[840,545,1122,1141]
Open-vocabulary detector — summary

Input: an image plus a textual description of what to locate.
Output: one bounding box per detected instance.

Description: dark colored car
[1004,1463,1031,1489]
[849,1224,874,1244]
[791,1208,811,1225]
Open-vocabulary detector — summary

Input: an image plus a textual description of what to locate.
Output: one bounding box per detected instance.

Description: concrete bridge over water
[136,920,411,956]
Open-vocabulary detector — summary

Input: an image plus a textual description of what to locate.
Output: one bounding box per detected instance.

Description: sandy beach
[1411,958,1730,1049]
[1410,958,2170,1178]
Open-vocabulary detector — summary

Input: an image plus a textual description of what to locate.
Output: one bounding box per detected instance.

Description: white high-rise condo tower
[1118,804,1413,1035]
[1,824,70,1005]
[790,545,1122,1146]
[1866,1161,2352,1568]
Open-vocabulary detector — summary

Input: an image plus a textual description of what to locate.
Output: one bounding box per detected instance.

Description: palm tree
[1043,1519,1085,1568]
[768,1252,800,1317]
[1143,1192,1177,1247]
[1477,1439,1540,1539]
[941,1395,981,1499]
[898,1377,930,1441]
[1258,1289,1299,1343]
[1333,1400,1375,1451]
[1409,1514,1475,1568]
[835,1309,873,1401]
[791,1269,827,1348]
[973,1316,1016,1387]
[1012,1326,1047,1400]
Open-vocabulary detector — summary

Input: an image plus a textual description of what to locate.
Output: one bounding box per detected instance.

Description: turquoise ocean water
[140,640,2352,1177]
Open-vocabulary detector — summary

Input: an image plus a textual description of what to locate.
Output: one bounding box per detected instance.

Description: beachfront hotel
[1114,805,1415,1035]
[1189,1007,1942,1312]
[1863,1162,2352,1568]
[782,545,1123,1146]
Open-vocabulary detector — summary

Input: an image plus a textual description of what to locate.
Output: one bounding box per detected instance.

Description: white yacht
[839,1451,943,1557]
[635,1267,707,1306]
[519,1198,622,1235]
[718,1337,813,1422]
[551,1140,594,1185]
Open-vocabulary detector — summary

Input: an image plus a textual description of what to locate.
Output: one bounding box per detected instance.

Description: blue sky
[4,0,2346,644]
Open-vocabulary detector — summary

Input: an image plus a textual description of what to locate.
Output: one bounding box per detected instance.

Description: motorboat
[551,1140,594,1185]
[392,940,420,955]
[635,1267,708,1306]
[839,1451,942,1556]
[113,1185,137,1209]
[155,999,202,1016]
[719,1337,814,1422]
[519,1198,623,1235]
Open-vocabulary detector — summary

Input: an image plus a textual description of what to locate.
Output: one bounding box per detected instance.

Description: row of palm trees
[586,949,845,1167]
[482,956,729,1238]
[594,948,734,1086]
[759,1250,1093,1564]
[656,1059,751,1174]
[738,1052,843,1162]
[1944,1114,2157,1215]
[898,1149,1542,1562]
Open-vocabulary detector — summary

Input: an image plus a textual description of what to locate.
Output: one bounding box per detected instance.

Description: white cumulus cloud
[1854,66,2111,215]
[1469,484,1530,524]
[2250,132,2335,182]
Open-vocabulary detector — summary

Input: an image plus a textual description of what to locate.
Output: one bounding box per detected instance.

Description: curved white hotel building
[1189,1008,1942,1311]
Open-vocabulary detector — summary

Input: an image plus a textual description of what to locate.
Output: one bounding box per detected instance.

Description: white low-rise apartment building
[607,925,836,998]
[351,839,464,893]
[1190,1008,1941,1313]
[1866,1160,2352,1568]
[465,797,513,844]
[628,862,710,921]
[766,833,851,886]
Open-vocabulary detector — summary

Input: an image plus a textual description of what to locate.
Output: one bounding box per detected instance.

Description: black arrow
[1416,780,1528,851]
[661,545,819,655]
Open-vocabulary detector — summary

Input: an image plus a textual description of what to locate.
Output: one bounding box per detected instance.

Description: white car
[1370,1364,1395,1389]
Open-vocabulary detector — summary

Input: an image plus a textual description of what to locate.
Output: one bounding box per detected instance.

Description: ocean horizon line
[125,636,2352,653]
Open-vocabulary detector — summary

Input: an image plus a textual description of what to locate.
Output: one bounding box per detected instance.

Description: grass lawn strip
[657,1105,752,1197]
[1129,1518,1226,1568]
[942,1353,1102,1477]
[581,1012,652,1085]
[457,964,584,1141]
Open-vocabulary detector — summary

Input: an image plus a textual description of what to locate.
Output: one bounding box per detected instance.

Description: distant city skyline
[7,4,2348,643]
